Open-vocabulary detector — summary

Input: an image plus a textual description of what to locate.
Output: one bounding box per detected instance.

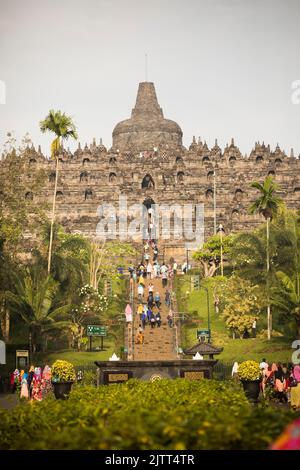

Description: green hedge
[0,379,296,450]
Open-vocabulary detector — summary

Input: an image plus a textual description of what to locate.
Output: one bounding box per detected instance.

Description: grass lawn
[176,275,294,365]
[34,338,117,367]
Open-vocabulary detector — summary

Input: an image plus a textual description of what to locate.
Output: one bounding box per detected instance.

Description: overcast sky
[0,0,299,157]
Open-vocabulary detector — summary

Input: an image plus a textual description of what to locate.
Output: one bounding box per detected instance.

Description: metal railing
[127,279,135,361]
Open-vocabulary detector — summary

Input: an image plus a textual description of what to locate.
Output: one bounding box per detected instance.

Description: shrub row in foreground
[0,379,296,450]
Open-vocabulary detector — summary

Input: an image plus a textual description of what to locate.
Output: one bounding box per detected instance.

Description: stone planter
[52,381,74,400]
[242,379,261,402]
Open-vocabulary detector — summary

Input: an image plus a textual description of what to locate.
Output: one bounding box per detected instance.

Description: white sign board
[0,340,6,364]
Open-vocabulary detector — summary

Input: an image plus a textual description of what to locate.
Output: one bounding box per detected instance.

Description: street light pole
[219,224,224,276]
[218,224,224,277]
[201,286,211,343]
[213,169,217,235]
[186,249,189,271]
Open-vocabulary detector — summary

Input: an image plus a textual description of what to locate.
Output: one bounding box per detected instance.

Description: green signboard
[87,325,107,337]
[197,329,210,338]
[190,275,200,291]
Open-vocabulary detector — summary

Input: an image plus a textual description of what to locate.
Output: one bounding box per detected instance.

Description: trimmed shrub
[0,379,296,450]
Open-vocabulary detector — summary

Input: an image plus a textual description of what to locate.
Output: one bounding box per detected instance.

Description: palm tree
[36,221,89,296]
[2,268,72,355]
[40,110,78,274]
[271,271,300,338]
[249,176,283,339]
[230,231,268,285]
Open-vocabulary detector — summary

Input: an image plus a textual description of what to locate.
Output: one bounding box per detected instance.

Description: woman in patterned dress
[41,365,53,398]
[31,367,42,401]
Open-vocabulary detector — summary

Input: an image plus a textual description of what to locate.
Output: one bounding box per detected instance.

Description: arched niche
[275,158,282,167]
[109,172,117,183]
[143,197,155,209]
[229,156,236,166]
[202,156,210,164]
[142,174,155,189]
[207,171,214,181]
[205,189,213,199]
[80,171,89,183]
[49,171,56,182]
[176,156,183,165]
[256,156,263,163]
[56,191,63,199]
[83,158,90,166]
[29,158,36,164]
[232,209,239,219]
[235,188,243,201]
[177,171,184,183]
[85,189,93,200]
[268,170,275,177]
[109,157,117,165]
[25,192,33,200]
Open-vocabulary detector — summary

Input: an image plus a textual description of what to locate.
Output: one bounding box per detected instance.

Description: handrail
[170,288,180,358]
[127,279,135,360]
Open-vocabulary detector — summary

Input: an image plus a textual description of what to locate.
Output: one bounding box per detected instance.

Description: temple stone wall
[1,81,299,262]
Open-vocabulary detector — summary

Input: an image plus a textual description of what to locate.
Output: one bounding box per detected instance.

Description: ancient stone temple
[1,81,300,261]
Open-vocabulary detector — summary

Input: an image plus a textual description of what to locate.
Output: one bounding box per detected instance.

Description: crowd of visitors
[232,358,300,409]
[10,366,53,401]
[131,236,177,345]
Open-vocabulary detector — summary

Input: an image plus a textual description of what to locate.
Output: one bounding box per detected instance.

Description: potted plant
[238,360,261,401]
[51,360,76,399]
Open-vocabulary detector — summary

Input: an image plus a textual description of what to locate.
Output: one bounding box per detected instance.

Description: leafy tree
[271,271,300,337]
[272,208,300,291]
[40,110,78,274]
[230,230,270,285]
[2,268,72,354]
[221,276,264,338]
[35,222,89,299]
[70,285,109,350]
[249,176,283,339]
[88,240,138,287]
[0,133,47,341]
[192,234,234,277]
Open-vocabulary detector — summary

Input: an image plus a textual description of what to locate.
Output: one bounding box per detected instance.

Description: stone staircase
[133,277,177,361]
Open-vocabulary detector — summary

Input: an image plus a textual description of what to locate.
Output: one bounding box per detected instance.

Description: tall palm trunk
[266,217,272,340]
[29,329,33,361]
[4,308,10,342]
[47,155,59,274]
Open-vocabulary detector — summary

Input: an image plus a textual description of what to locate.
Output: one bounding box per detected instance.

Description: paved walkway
[0,394,19,410]
[133,273,177,361]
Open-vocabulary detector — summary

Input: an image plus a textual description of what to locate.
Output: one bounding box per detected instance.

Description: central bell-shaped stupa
[112,82,183,152]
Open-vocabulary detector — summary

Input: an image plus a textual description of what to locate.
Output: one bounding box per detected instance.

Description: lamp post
[217,224,225,277]
[200,286,211,343]
[213,169,217,235]
[186,249,191,271]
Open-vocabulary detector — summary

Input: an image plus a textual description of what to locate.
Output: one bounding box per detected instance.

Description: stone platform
[95,360,217,385]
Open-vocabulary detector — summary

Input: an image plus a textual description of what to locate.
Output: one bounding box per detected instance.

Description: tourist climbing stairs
[132,244,177,361]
